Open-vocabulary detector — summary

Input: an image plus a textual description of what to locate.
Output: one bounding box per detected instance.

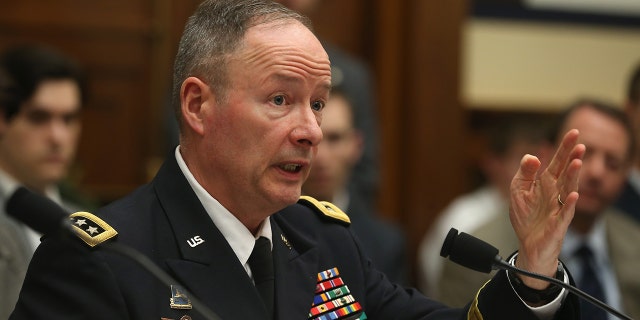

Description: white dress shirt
[175,146,272,280]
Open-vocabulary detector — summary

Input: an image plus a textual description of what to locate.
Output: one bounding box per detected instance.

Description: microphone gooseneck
[6,186,73,235]
[6,186,222,320]
[440,228,633,320]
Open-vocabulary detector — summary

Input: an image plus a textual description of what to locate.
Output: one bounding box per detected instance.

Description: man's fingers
[557,146,584,200]
[514,154,541,183]
[545,129,579,179]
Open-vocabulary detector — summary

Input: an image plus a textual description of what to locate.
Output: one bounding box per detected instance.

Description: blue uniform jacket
[10,156,579,319]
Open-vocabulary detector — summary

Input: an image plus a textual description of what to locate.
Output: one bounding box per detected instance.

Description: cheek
[6,127,37,150]
[607,174,628,194]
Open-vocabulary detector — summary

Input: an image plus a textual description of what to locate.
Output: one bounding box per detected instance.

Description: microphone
[440,228,633,320]
[6,186,222,320]
[6,186,74,235]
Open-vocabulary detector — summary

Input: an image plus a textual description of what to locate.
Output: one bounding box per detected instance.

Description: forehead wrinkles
[242,43,331,79]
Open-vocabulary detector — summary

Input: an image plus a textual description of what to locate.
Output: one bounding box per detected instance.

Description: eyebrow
[270,73,332,92]
[25,104,80,113]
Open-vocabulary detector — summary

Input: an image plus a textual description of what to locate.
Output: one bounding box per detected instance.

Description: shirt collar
[627,167,640,192]
[0,168,63,251]
[0,169,20,203]
[0,169,61,204]
[174,146,272,268]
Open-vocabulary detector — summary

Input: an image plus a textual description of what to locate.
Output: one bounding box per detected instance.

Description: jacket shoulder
[297,196,351,226]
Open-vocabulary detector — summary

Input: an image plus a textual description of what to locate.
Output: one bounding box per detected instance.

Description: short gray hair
[171,0,312,128]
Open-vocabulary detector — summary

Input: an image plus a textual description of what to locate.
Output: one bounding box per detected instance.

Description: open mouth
[280,164,302,173]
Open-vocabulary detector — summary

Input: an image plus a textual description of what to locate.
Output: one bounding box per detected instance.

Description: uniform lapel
[271,215,319,320]
[153,157,267,319]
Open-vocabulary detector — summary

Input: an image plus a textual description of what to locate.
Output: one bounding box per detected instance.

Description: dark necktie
[575,244,607,320]
[248,236,274,320]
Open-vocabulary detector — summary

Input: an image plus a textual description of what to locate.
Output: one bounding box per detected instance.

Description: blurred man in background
[435,99,640,319]
[302,89,407,284]
[616,62,640,223]
[0,44,87,318]
[274,0,381,206]
[417,117,551,297]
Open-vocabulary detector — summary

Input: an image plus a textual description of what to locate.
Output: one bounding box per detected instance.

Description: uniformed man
[11,0,583,319]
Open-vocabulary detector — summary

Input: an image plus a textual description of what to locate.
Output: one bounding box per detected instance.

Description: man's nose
[291,107,323,147]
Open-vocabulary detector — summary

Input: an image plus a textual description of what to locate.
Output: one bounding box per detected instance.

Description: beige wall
[463,18,640,111]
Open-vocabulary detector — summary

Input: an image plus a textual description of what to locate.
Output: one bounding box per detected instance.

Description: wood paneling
[373,0,469,281]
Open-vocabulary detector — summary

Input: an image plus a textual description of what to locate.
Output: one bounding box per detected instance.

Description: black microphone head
[6,186,71,235]
[440,227,499,274]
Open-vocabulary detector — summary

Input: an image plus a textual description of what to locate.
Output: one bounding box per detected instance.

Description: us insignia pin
[308,267,367,320]
[170,285,193,310]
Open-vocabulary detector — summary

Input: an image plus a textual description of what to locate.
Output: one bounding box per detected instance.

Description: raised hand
[509,129,585,289]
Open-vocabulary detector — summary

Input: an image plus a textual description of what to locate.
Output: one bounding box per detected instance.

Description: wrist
[514,253,559,289]
[508,258,564,305]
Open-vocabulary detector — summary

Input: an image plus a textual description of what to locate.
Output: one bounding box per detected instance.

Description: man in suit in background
[0,44,87,319]
[12,1,583,319]
[418,117,551,297]
[616,62,640,222]
[437,99,640,319]
[301,88,408,284]
[274,0,381,206]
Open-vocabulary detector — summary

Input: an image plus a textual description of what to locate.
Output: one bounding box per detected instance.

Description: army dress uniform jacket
[10,156,579,320]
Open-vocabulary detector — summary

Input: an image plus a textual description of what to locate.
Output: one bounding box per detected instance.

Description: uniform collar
[174,146,272,273]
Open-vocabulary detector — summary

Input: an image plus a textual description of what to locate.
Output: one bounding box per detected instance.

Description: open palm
[509,129,584,289]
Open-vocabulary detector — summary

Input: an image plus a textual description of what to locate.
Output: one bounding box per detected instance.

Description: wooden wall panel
[375,0,469,281]
[305,0,368,56]
[0,1,152,31]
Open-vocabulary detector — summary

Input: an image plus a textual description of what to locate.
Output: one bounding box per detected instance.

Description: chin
[274,190,302,206]
[576,204,604,218]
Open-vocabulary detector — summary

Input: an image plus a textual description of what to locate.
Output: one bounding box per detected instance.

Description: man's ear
[180,76,213,136]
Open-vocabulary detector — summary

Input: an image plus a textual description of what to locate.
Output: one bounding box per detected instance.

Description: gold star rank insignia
[69,212,118,247]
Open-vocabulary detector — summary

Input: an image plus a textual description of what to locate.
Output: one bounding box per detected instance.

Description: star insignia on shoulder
[69,212,118,247]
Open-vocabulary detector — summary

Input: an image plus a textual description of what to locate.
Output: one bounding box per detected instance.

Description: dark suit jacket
[11,156,579,320]
[346,189,408,285]
[614,180,640,223]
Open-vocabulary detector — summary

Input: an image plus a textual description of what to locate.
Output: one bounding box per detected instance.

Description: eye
[272,95,286,106]
[311,100,325,112]
[25,110,51,125]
